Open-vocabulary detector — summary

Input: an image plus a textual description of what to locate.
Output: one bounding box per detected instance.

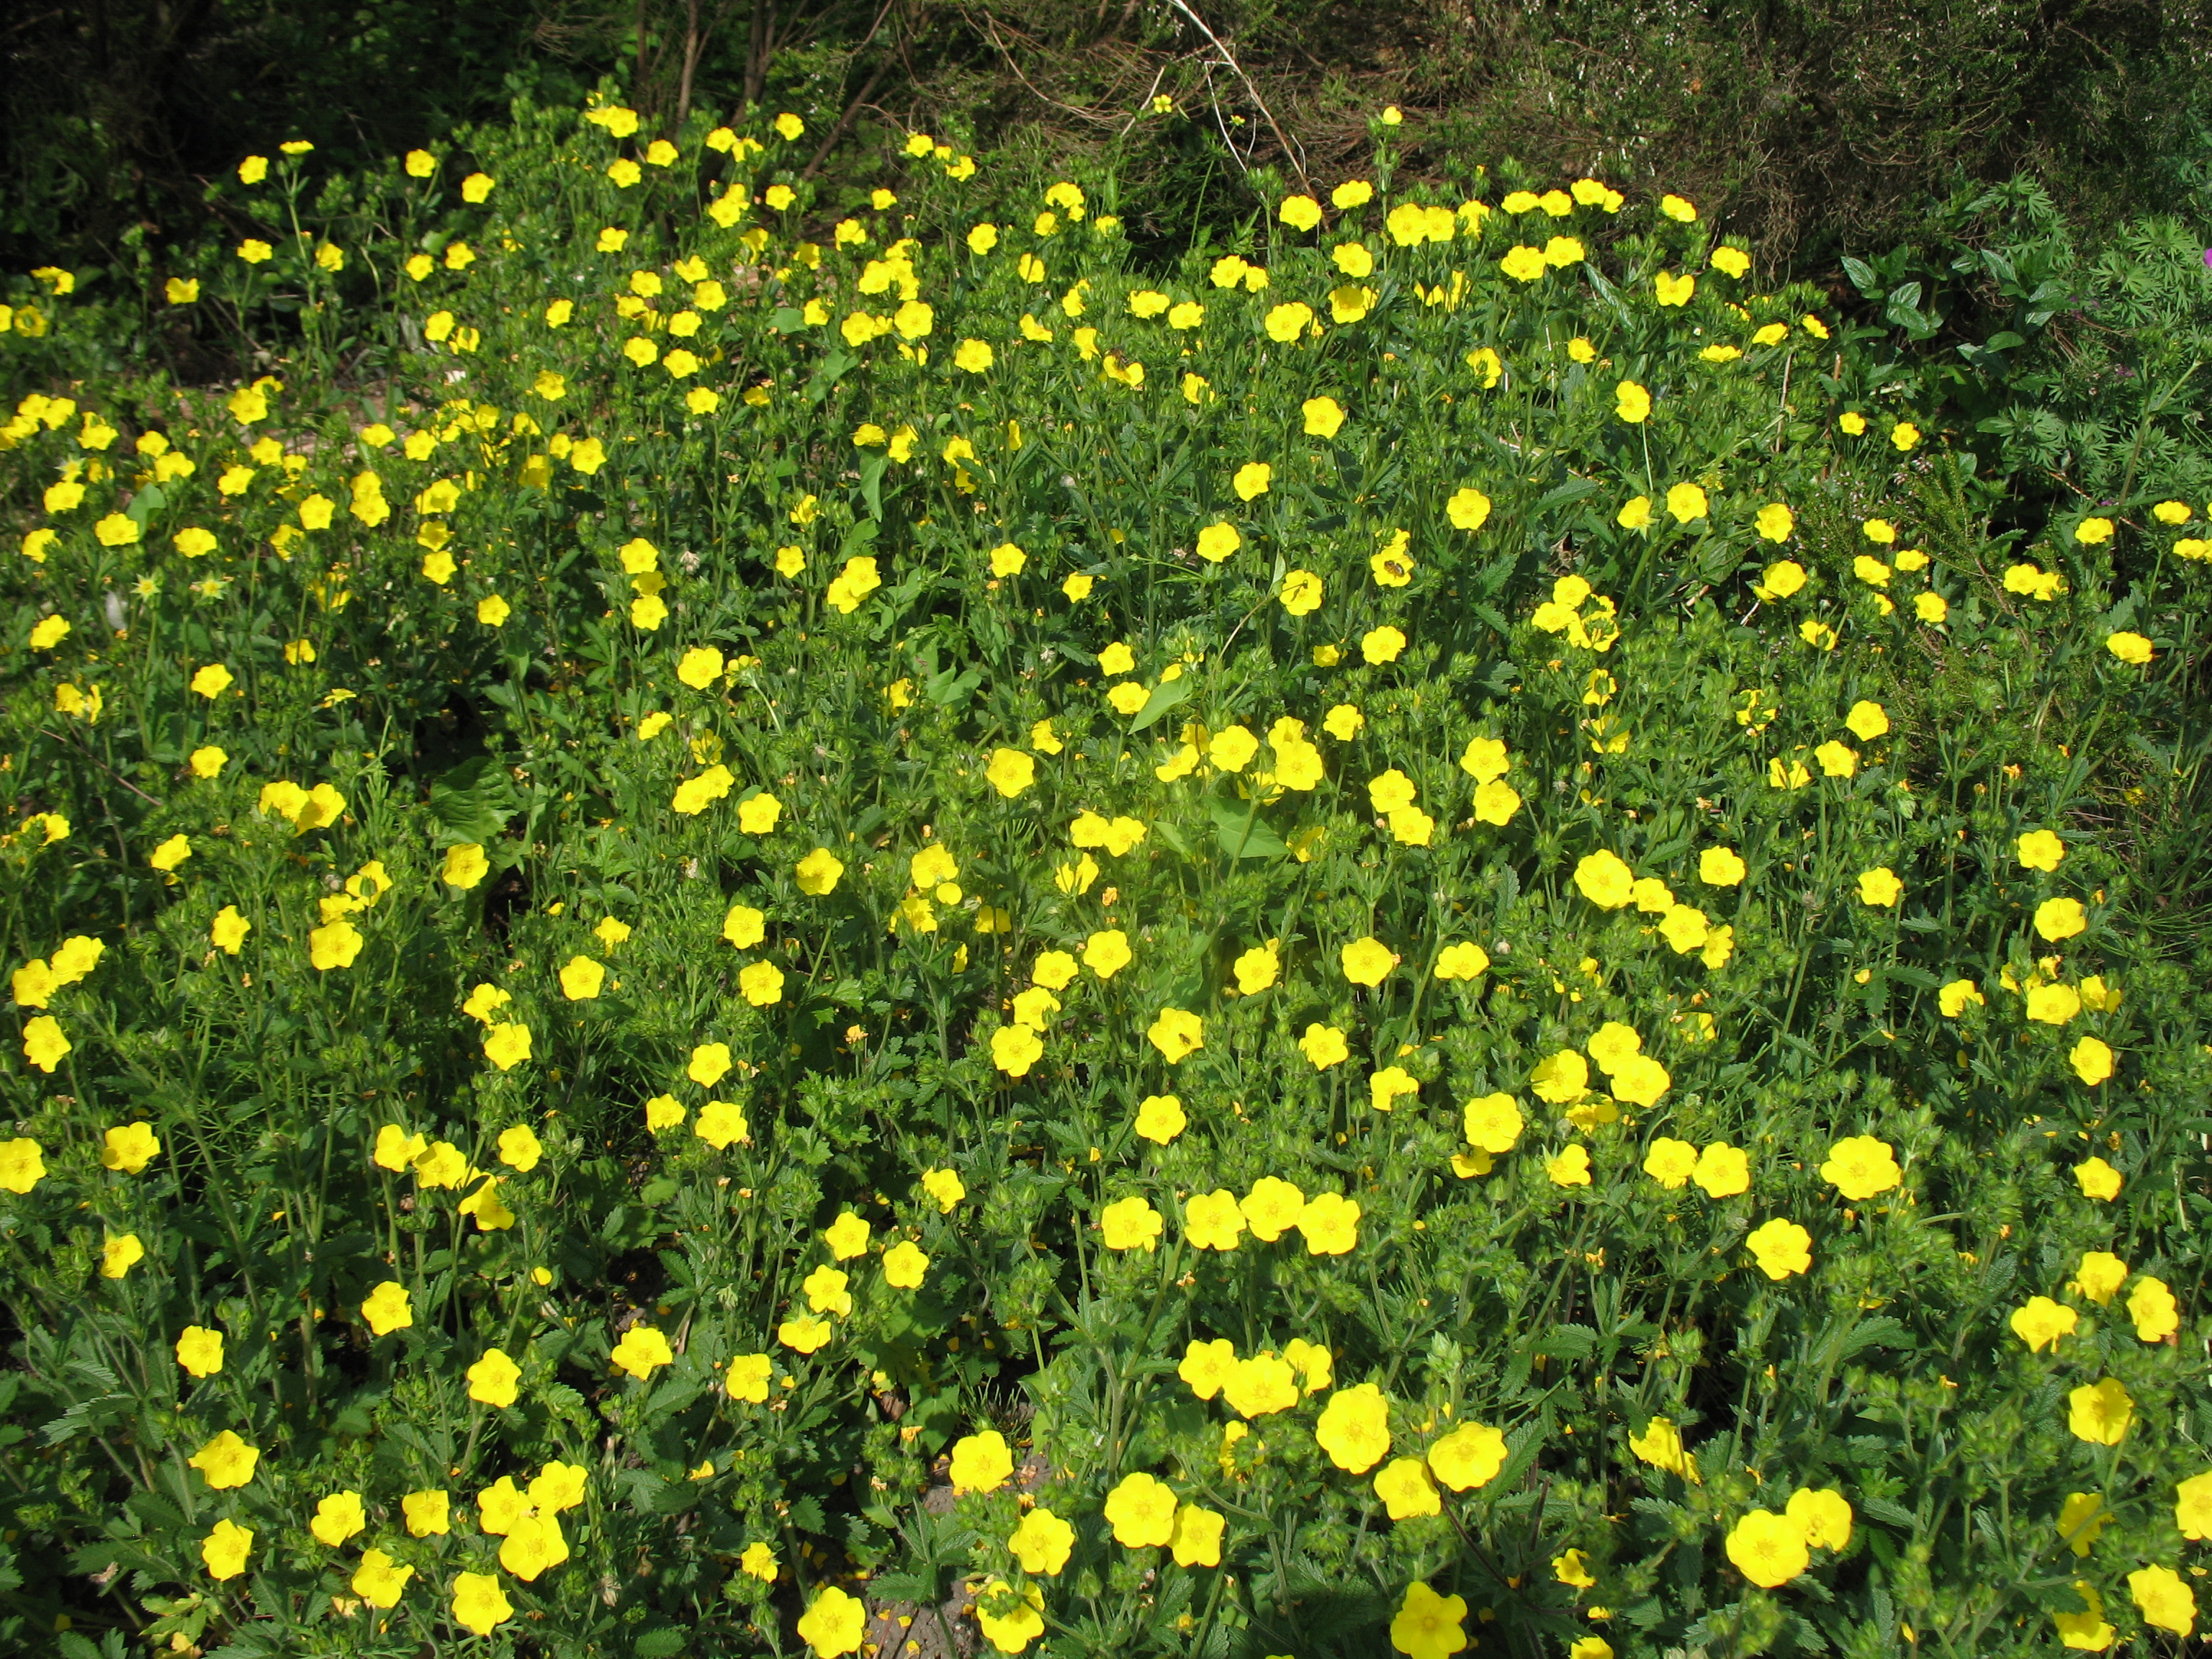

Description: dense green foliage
[1,89,2211,1659]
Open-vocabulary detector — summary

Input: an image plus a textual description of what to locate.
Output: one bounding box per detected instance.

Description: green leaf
[1208,800,1287,859]
[1128,675,1192,732]
[429,756,520,844]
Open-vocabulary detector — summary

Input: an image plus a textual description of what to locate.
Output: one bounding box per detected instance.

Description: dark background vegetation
[5,0,2211,281]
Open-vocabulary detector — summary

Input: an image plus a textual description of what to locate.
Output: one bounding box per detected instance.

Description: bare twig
[969,8,1125,128]
[1164,0,1308,190]
[799,63,891,179]
[37,731,165,809]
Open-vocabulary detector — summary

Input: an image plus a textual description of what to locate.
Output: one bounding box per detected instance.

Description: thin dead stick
[1164,0,1308,191]
[799,63,889,179]
[1116,59,1174,138]
[973,8,1126,127]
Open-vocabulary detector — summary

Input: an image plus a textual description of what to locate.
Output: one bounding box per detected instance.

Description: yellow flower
[1303,395,1346,436]
[98,1232,144,1278]
[1447,486,1492,531]
[1185,1189,1245,1251]
[1181,1338,1237,1400]
[1279,568,1324,613]
[1361,624,1406,664]
[1614,379,1651,423]
[1745,1217,1812,1280]
[1390,1583,1468,1659]
[882,1240,930,1288]
[310,1490,366,1547]
[948,1429,1015,1494]
[922,1167,967,1211]
[1573,850,1635,909]
[2010,1295,2077,1352]
[188,1430,259,1490]
[1221,1354,1298,1416]
[2071,1036,2115,1085]
[1135,1094,1187,1144]
[976,1578,1046,1651]
[1374,1457,1440,1520]
[1241,1177,1307,1241]
[101,1121,161,1173]
[1299,1023,1349,1069]
[1010,1506,1076,1575]
[1545,1145,1592,1187]
[1233,461,1272,500]
[1147,1007,1203,1063]
[1820,1136,1901,1200]
[1628,1416,1699,1483]
[985,747,1035,797]
[1435,941,1490,981]
[1297,1191,1360,1254]
[695,1100,750,1149]
[2029,983,2083,1025]
[611,1323,675,1379]
[1843,700,1890,742]
[1315,1381,1391,1471]
[2055,1492,2109,1558]
[1856,866,1903,907]
[361,1280,413,1335]
[309,918,364,970]
[1500,244,1547,282]
[1197,521,1242,562]
[1554,1548,1598,1588]
[1654,270,1695,306]
[482,1022,532,1070]
[559,954,606,1000]
[452,1572,513,1637]
[1691,1142,1749,1197]
[1426,1421,1507,1490]
[1644,1138,1698,1188]
[724,1355,773,1404]
[2016,827,2067,870]
[1100,1195,1162,1251]
[1531,1048,1591,1104]
[2067,1377,2133,1444]
[1103,1472,1178,1547]
[2128,1275,2180,1342]
[991,1022,1044,1076]
[1457,1094,1522,1157]
[795,848,845,894]
[2129,1565,2196,1637]
[2035,896,2087,940]
[351,1548,415,1609]
[1340,935,1395,986]
[1726,1510,1807,1587]
[498,1125,542,1171]
[201,1518,253,1580]
[175,1323,224,1377]
[460,1344,524,1408]
[2073,1249,2129,1305]
[2176,1471,2212,1540]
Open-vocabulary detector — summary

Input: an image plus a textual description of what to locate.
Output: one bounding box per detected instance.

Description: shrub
[0,94,2208,1659]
